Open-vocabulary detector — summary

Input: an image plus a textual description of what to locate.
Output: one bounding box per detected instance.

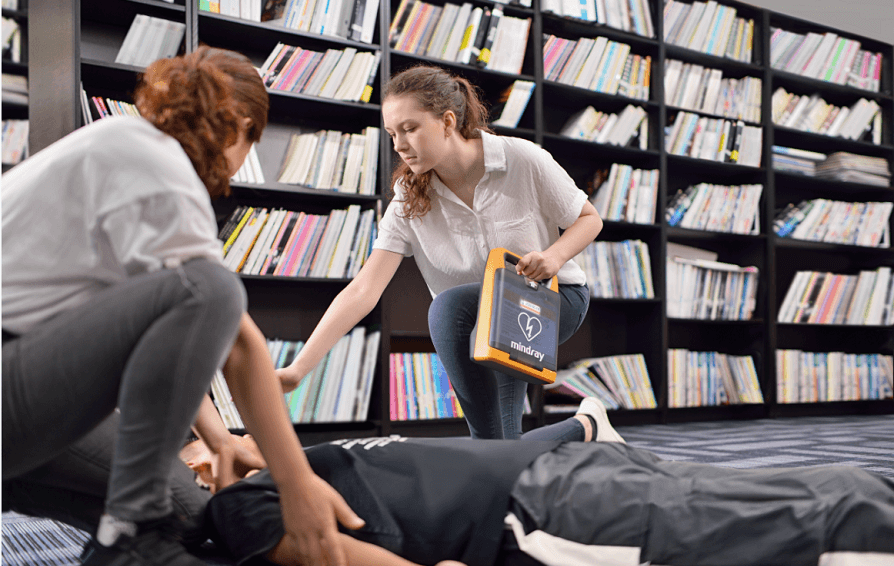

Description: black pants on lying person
[205,436,894,566]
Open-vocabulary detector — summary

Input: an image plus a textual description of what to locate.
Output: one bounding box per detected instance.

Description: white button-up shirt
[374,131,588,297]
[2,116,223,334]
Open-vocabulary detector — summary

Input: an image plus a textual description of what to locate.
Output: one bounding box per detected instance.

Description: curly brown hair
[134,46,268,199]
[384,65,492,219]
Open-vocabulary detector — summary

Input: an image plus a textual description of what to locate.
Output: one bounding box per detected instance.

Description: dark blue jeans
[429,283,590,440]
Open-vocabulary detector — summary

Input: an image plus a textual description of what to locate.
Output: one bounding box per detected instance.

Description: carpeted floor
[3,414,893,565]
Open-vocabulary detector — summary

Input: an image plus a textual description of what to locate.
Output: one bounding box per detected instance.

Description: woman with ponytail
[277,65,615,444]
[2,47,362,566]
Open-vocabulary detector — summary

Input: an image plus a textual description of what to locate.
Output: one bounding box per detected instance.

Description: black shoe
[80,516,209,566]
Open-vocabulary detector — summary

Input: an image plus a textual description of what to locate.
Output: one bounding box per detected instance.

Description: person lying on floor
[187,405,894,566]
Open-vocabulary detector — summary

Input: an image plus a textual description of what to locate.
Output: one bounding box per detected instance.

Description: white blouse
[374,130,588,297]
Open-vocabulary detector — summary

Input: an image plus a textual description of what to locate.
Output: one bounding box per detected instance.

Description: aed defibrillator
[470,248,561,385]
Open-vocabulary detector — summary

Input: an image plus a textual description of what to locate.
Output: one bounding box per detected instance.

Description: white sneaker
[576,397,626,443]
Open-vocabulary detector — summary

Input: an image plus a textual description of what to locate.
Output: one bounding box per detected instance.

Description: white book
[225,208,269,271]
[688,0,717,52]
[339,132,367,192]
[243,208,284,274]
[354,330,381,420]
[456,7,483,63]
[863,267,891,325]
[115,14,150,65]
[802,33,839,78]
[307,209,346,278]
[778,271,809,322]
[136,16,169,67]
[313,129,345,188]
[574,36,609,89]
[304,49,344,97]
[158,20,186,60]
[334,51,370,101]
[558,38,594,85]
[493,80,535,128]
[327,204,362,278]
[315,335,351,421]
[334,326,367,421]
[248,209,288,275]
[604,43,631,94]
[319,48,357,99]
[442,3,473,62]
[425,3,459,59]
[357,0,380,43]
[359,126,380,195]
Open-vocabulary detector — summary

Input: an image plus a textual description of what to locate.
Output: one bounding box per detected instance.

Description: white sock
[96,514,138,546]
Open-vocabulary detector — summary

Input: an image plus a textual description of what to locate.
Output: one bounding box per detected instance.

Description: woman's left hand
[516,251,562,282]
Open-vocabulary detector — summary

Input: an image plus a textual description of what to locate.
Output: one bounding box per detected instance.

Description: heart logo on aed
[518,313,542,342]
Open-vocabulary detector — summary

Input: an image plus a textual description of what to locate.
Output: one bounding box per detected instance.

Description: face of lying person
[179,433,264,488]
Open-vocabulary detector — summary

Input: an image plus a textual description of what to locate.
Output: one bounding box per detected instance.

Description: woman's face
[224,117,254,177]
[383,95,451,175]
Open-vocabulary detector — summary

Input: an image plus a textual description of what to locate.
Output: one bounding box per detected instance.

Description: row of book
[560,105,648,148]
[219,204,376,279]
[574,239,655,299]
[259,43,380,104]
[771,147,891,186]
[666,256,759,321]
[231,145,266,185]
[667,349,764,407]
[770,28,884,93]
[547,355,657,410]
[389,352,465,421]
[390,2,529,75]
[663,0,754,62]
[543,35,651,100]
[776,350,893,404]
[115,15,185,68]
[589,164,658,224]
[266,0,378,44]
[2,16,22,63]
[1,119,27,165]
[773,198,892,248]
[777,268,893,326]
[665,112,762,166]
[2,73,26,105]
[664,60,761,123]
[491,80,535,129]
[770,145,822,176]
[771,88,883,144]
[542,0,654,37]
[79,93,140,124]
[277,126,380,194]
[666,183,762,235]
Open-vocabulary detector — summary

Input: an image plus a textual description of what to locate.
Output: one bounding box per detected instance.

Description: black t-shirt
[205,437,560,566]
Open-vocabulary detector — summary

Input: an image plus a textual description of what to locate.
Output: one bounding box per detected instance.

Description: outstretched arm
[278,249,404,392]
[268,532,466,566]
[223,313,365,566]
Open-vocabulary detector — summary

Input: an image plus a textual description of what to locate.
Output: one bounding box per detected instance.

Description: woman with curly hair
[2,47,362,566]
[276,64,615,444]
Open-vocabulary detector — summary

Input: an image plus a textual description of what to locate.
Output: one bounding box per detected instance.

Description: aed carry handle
[470,248,561,385]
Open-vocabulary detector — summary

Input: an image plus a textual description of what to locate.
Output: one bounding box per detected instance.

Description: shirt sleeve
[372,186,414,257]
[531,144,588,229]
[100,192,223,275]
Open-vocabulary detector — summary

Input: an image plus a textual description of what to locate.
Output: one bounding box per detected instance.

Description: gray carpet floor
[3,414,893,566]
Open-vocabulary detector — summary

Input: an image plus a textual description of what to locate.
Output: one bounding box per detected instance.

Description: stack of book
[663,0,754,63]
[260,43,380,104]
[770,146,826,176]
[667,349,764,407]
[773,198,892,247]
[219,203,377,279]
[664,60,761,123]
[79,92,141,125]
[389,352,465,421]
[1,73,26,105]
[666,183,763,234]
[115,15,186,68]
[776,350,893,403]
[815,152,892,186]
[202,0,380,45]
[574,239,655,299]
[389,2,530,75]
[560,105,648,148]
[1,119,27,165]
[541,0,654,36]
[545,355,656,410]
[230,145,265,185]
[491,80,535,129]
[543,35,651,100]
[2,16,21,62]
[589,164,658,224]
[666,254,759,321]
[665,112,763,166]
[770,28,883,93]
[277,127,380,194]
[777,267,894,326]
[771,88,883,144]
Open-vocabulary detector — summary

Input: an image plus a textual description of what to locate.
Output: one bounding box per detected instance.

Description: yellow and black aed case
[471,248,561,384]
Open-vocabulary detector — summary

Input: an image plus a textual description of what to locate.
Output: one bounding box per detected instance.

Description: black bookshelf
[23,0,894,441]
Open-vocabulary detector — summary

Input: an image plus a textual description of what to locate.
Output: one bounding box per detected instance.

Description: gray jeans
[2,259,245,527]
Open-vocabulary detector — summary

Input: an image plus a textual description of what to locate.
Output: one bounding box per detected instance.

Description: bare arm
[268,532,466,566]
[223,313,365,566]
[516,200,603,281]
[278,249,404,391]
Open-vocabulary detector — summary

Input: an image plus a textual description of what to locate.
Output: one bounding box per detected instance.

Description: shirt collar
[431,130,506,201]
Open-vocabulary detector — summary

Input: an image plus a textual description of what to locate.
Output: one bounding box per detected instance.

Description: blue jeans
[2,259,245,524]
[429,282,590,440]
